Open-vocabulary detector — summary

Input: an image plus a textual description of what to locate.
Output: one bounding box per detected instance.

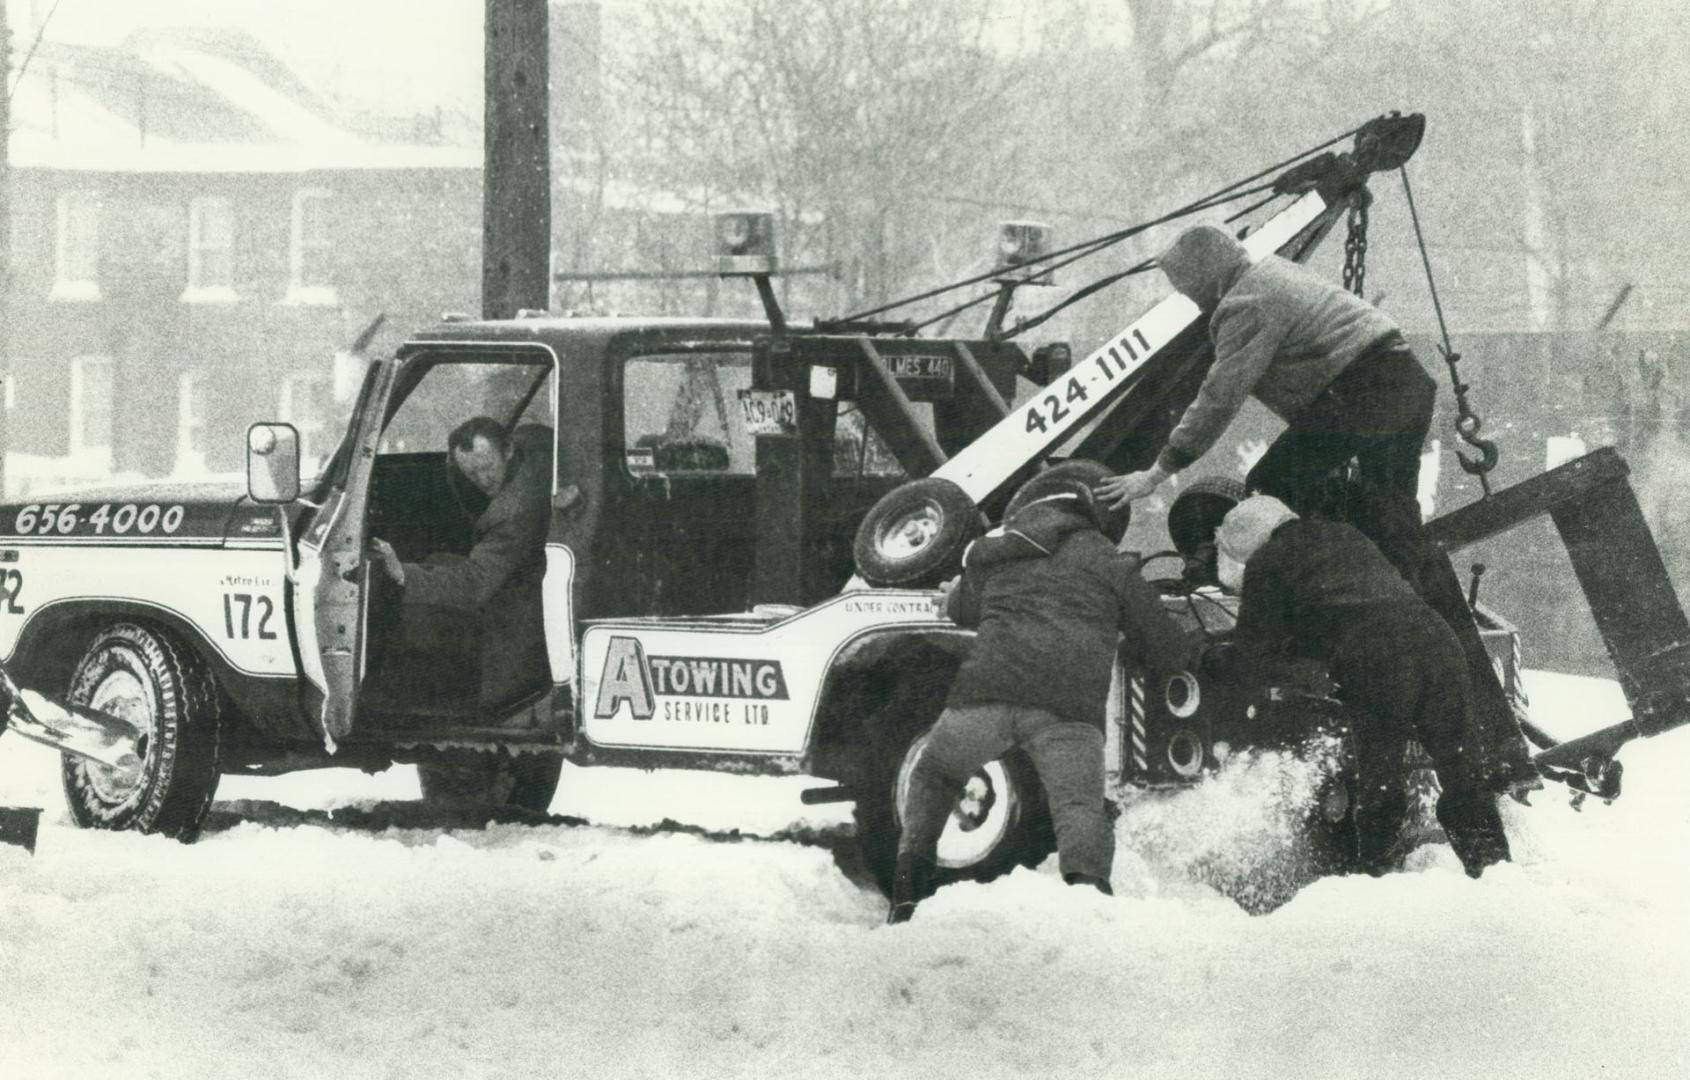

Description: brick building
[3,29,484,493]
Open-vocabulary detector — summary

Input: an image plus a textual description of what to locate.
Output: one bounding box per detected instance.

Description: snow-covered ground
[2,671,1687,1080]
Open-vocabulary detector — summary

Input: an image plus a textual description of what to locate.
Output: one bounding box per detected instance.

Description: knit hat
[1215,495,1298,590]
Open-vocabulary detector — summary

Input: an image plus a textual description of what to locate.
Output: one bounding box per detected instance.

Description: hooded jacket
[1155,225,1403,473]
[945,497,1192,729]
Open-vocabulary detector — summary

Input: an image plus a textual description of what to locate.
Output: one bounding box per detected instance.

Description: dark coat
[1231,518,1429,662]
[402,442,552,712]
[1231,513,1481,809]
[946,499,1193,729]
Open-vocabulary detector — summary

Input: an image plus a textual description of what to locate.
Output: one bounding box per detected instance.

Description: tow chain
[1342,202,1368,298]
[1397,168,1499,494]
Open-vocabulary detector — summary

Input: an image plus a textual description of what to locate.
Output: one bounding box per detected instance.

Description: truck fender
[806,626,973,776]
[4,598,305,742]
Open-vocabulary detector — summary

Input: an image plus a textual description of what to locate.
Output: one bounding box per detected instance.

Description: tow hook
[799,785,856,806]
[1,660,153,854]
[0,662,145,774]
[1539,755,1624,809]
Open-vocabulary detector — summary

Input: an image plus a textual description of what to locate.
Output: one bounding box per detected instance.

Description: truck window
[624,352,755,474]
[833,406,906,478]
[381,361,553,454]
[623,351,909,478]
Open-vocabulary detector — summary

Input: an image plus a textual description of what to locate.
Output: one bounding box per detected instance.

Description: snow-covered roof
[7,30,480,173]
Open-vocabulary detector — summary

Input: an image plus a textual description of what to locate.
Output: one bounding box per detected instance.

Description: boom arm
[932,113,1424,507]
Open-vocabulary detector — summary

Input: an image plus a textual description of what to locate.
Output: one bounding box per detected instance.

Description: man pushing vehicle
[1098,222,1436,515]
[888,461,1193,923]
[1099,222,1537,794]
[1213,494,1512,878]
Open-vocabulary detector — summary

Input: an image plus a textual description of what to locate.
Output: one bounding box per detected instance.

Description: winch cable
[899,231,1151,337]
[903,184,1284,339]
[855,178,1276,328]
[993,188,1288,341]
[836,124,1365,325]
[899,289,1002,337]
[1398,165,1499,494]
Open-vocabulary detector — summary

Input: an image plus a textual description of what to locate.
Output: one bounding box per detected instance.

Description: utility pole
[1,2,12,499]
[482,0,550,320]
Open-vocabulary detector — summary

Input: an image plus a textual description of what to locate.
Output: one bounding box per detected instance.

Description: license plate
[888,354,953,380]
[738,389,797,436]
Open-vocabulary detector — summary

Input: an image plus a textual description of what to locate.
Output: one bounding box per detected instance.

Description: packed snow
[2,671,1687,1080]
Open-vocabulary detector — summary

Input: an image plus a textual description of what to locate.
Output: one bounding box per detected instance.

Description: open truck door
[251,359,398,747]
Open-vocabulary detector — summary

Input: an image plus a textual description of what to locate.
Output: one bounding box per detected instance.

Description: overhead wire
[990,184,1287,341]
[904,179,1287,340]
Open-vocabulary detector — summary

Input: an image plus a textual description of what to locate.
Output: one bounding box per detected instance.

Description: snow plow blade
[1425,447,1690,796]
[0,659,144,774]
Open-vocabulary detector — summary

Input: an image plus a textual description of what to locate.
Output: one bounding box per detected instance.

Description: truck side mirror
[246,423,301,504]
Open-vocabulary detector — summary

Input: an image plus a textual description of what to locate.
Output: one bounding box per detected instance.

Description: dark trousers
[1308,463,1536,792]
[1333,605,1495,866]
[898,703,1112,882]
[1247,343,1436,517]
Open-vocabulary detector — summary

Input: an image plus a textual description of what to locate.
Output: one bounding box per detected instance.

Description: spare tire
[1166,475,1248,558]
[853,477,981,588]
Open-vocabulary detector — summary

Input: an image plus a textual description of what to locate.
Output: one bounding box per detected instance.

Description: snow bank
[2,671,1687,1079]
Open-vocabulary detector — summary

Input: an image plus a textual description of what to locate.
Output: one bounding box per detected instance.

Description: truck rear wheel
[60,622,222,840]
[417,749,564,814]
[853,724,1054,897]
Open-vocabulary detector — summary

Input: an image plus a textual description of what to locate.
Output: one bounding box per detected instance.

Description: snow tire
[853,477,981,589]
[1166,475,1248,558]
[60,622,222,840]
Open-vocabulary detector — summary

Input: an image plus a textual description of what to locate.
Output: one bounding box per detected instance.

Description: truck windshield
[623,350,907,478]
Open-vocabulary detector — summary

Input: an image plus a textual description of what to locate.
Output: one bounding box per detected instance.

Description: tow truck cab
[231,312,1035,754]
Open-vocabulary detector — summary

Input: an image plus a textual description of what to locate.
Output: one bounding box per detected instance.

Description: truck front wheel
[853,726,1054,897]
[60,622,223,840]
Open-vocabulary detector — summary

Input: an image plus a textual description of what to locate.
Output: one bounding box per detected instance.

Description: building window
[68,355,114,455]
[184,197,236,302]
[176,370,209,475]
[53,192,101,302]
[279,371,332,474]
[287,189,337,305]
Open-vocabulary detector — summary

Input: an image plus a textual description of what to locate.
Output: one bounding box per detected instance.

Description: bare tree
[620,0,1027,316]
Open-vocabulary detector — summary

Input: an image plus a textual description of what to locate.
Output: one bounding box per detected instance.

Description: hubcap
[81,669,152,801]
[895,735,1019,871]
[877,501,943,561]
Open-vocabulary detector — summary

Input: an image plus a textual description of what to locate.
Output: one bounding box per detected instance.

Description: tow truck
[2,113,1685,902]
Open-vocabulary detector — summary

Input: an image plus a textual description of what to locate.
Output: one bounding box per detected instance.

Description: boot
[1063,872,1114,896]
[1436,788,1512,878]
[1353,790,1411,878]
[886,853,936,925]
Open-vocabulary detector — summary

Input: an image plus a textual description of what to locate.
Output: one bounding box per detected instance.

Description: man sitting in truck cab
[368,416,558,716]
